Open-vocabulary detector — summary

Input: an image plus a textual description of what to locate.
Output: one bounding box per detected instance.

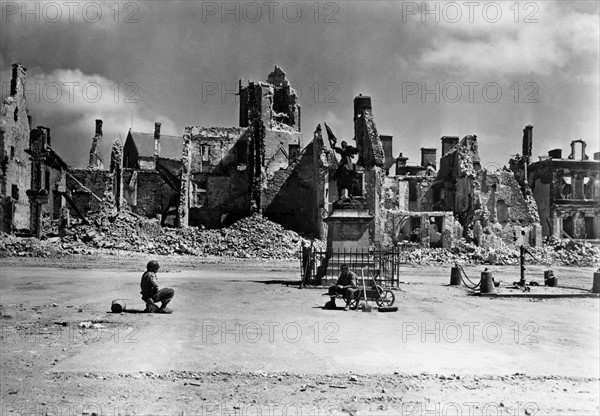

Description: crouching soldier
[141,261,174,313]
[326,264,358,311]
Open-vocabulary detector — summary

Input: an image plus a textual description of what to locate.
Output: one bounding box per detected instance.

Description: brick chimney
[95,119,103,136]
[88,119,104,169]
[395,152,409,175]
[441,136,459,156]
[569,140,588,160]
[43,127,51,147]
[421,148,437,170]
[522,125,533,159]
[10,63,27,98]
[548,149,562,159]
[31,126,51,151]
[353,94,372,121]
[154,122,161,161]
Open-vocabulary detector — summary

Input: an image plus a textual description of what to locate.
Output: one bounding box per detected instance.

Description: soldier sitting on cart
[326,264,359,311]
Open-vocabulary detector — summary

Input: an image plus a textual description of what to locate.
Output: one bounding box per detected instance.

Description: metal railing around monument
[299,244,419,288]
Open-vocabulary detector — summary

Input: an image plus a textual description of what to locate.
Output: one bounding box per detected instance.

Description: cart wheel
[376,290,396,307]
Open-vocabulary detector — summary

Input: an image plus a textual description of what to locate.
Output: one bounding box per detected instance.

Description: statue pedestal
[320,206,374,284]
[325,208,373,252]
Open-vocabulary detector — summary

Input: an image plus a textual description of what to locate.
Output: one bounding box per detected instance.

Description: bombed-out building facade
[527,141,600,241]
[178,67,325,234]
[1,63,598,249]
[1,64,69,237]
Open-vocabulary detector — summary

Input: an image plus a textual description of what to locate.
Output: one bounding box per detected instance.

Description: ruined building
[343,95,541,248]
[341,95,391,244]
[177,66,328,235]
[68,120,118,217]
[70,67,326,234]
[122,122,182,222]
[3,62,592,248]
[0,64,33,232]
[420,134,541,247]
[123,123,182,170]
[0,63,70,236]
[528,140,600,241]
[27,126,69,237]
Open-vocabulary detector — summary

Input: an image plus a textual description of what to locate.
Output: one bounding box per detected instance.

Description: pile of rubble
[1,207,598,266]
[537,237,600,267]
[396,238,599,267]
[1,209,322,260]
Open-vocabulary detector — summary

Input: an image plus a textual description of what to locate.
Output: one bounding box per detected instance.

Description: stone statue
[325,123,358,199]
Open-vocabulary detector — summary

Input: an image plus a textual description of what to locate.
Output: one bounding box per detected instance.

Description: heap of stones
[0,206,597,266]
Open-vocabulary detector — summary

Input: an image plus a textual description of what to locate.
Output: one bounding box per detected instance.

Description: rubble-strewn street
[1,260,599,415]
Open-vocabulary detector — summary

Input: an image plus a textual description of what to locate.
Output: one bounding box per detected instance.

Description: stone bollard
[480,270,495,294]
[592,269,600,294]
[450,266,462,286]
[544,270,558,287]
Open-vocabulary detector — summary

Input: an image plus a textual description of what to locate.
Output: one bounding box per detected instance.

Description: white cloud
[412,2,599,80]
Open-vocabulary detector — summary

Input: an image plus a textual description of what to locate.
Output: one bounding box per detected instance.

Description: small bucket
[111,299,126,313]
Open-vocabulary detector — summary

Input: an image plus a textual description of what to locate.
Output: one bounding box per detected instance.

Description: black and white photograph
[1,1,599,415]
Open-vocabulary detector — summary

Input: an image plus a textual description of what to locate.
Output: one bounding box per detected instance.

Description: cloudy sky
[1,0,598,168]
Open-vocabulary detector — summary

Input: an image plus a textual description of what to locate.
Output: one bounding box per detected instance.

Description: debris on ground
[78,321,104,329]
[396,238,599,267]
[1,210,324,261]
[1,208,597,266]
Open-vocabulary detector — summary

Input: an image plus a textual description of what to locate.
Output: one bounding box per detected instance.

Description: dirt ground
[1,255,599,416]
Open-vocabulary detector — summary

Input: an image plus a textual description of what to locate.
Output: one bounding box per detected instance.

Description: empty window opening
[45,171,50,191]
[430,216,444,248]
[201,145,210,162]
[410,217,421,243]
[497,200,509,224]
[560,177,572,199]
[409,181,418,202]
[584,217,595,239]
[563,216,574,238]
[237,141,248,165]
[584,177,593,199]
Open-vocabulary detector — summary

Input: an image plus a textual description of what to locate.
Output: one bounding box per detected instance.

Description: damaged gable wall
[354,95,385,169]
[350,95,388,243]
[184,126,251,228]
[67,169,113,216]
[263,126,329,236]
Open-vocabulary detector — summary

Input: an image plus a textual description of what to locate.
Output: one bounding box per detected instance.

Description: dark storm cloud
[1,1,598,167]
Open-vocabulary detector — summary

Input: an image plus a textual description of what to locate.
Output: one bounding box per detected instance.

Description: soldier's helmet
[147,261,160,272]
